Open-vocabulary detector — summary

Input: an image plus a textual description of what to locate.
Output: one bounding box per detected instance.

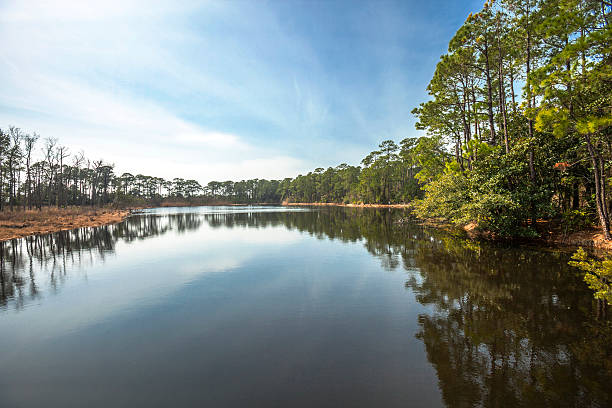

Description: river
[0,206,610,407]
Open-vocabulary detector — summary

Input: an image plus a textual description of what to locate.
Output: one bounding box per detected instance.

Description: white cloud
[0,0,203,22]
[176,131,249,151]
[0,65,311,181]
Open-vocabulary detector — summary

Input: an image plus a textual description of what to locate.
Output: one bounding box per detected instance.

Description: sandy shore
[0,208,131,241]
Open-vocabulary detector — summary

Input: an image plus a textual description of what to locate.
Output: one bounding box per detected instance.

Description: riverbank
[0,202,281,241]
[0,207,131,241]
[415,217,612,253]
[133,200,279,208]
[543,229,612,252]
[286,202,612,251]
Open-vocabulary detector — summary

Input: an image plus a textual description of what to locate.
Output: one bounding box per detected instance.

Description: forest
[1,0,611,242]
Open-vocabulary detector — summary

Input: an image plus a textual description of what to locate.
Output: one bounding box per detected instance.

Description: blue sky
[0,0,481,182]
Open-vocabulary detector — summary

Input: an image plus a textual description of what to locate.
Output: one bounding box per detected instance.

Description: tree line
[0,124,429,208]
[0,126,205,209]
[200,0,612,241]
[203,138,423,205]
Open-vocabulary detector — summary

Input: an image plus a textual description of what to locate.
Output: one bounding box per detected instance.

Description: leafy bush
[413,171,469,222]
[561,209,594,234]
[414,140,554,238]
[569,248,612,305]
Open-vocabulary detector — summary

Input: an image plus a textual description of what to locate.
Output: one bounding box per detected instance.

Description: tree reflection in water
[405,237,612,407]
[0,206,610,406]
[0,212,203,310]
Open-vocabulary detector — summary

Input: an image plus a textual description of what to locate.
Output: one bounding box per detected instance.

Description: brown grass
[0,207,131,241]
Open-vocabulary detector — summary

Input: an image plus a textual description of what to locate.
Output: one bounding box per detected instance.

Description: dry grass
[0,207,131,241]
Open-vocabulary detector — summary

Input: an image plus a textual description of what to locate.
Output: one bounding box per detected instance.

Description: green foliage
[561,209,593,233]
[276,138,423,204]
[414,137,555,237]
[413,136,448,184]
[413,170,470,223]
[569,248,612,305]
[410,0,611,240]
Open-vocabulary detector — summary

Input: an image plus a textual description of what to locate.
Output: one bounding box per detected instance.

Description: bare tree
[72,151,85,205]
[7,126,23,211]
[23,133,39,210]
[43,137,57,208]
[56,146,70,208]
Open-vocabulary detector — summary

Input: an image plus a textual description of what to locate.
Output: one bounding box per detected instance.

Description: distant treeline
[0,125,425,208]
[209,138,423,205]
[0,126,204,210]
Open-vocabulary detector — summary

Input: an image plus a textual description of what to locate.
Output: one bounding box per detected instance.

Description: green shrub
[569,248,612,305]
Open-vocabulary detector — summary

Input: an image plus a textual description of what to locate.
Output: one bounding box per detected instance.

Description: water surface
[1,206,610,407]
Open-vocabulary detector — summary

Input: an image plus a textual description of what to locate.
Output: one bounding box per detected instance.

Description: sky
[0,0,482,183]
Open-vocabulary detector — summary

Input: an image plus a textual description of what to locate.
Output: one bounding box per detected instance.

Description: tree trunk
[572,182,580,210]
[498,62,509,154]
[483,39,496,144]
[598,151,610,223]
[526,3,536,181]
[586,134,611,240]
[496,15,509,154]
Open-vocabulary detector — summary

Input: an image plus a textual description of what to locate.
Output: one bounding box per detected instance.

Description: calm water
[0,206,611,407]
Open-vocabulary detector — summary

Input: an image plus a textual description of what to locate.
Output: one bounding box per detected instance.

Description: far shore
[283,202,413,209]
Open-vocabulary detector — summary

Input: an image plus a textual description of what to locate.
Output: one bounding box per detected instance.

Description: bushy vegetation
[276,139,423,204]
[570,247,612,305]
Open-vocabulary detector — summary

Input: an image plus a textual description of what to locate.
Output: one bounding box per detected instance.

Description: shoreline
[283,202,413,209]
[416,217,612,253]
[1,203,610,253]
[542,229,612,253]
[285,204,612,253]
[0,202,291,241]
[0,208,132,242]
